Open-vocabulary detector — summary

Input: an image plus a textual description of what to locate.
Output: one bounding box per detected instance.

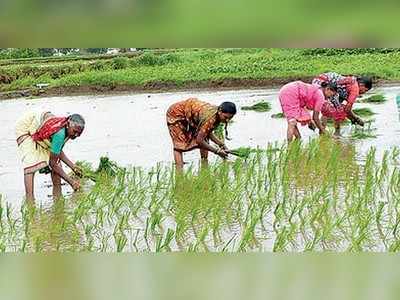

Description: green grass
[242,101,271,112]
[2,137,400,252]
[1,48,400,95]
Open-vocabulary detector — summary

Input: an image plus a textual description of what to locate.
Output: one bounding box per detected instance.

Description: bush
[48,64,85,79]
[49,66,66,79]
[192,49,217,60]
[159,53,180,64]
[89,60,108,71]
[301,48,400,56]
[67,63,86,73]
[136,53,162,66]
[0,48,40,59]
[134,52,181,66]
[112,57,129,70]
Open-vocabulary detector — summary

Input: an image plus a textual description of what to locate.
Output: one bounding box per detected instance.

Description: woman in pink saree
[279,81,346,142]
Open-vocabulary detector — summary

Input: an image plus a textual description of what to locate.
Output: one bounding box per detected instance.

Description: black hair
[321,82,338,92]
[357,76,373,90]
[218,102,236,141]
[219,101,237,115]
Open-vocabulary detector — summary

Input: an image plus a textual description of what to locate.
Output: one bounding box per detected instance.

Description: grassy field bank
[1,48,400,99]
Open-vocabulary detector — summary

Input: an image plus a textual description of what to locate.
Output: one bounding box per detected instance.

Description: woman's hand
[71,179,81,191]
[342,101,352,113]
[73,165,83,177]
[216,148,229,159]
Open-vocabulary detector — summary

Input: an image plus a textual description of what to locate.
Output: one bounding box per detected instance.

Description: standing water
[1,86,400,206]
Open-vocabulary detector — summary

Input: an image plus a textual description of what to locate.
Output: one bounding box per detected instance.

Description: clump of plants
[271,112,284,118]
[112,57,129,70]
[228,147,262,159]
[4,137,400,253]
[214,124,225,141]
[351,122,377,139]
[75,156,125,182]
[360,94,386,104]
[242,101,271,112]
[352,108,375,118]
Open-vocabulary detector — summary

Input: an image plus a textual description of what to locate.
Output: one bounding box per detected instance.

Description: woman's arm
[196,131,228,158]
[59,151,75,170]
[60,151,83,177]
[345,82,360,111]
[209,132,226,148]
[49,153,80,190]
[313,111,325,134]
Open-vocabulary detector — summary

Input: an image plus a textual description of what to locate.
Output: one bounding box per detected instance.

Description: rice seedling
[352,108,376,118]
[213,124,225,141]
[3,136,400,252]
[241,101,271,112]
[227,147,269,159]
[360,94,387,104]
[271,112,284,118]
[351,122,377,139]
[213,120,234,142]
[74,156,125,182]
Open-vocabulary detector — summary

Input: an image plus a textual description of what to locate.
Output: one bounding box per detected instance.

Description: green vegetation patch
[242,101,271,112]
[75,156,125,182]
[3,138,400,252]
[1,49,400,99]
[228,147,262,158]
[351,122,377,139]
[360,94,387,104]
[352,108,376,118]
[271,112,284,118]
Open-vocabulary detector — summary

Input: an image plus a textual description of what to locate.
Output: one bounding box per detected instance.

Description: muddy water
[1,86,400,206]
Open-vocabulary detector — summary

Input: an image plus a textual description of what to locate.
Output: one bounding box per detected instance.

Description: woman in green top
[48,122,83,201]
[16,112,85,201]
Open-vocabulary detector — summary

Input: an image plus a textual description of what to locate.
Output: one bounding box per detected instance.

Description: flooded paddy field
[1,86,400,252]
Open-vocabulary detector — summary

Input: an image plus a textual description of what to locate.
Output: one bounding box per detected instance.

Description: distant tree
[86,48,108,54]
[0,48,9,59]
[0,48,40,59]
[38,48,56,57]
[56,48,75,55]
[119,48,131,53]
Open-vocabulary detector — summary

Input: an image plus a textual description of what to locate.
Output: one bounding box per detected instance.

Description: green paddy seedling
[2,137,400,252]
[360,94,387,104]
[352,108,376,118]
[271,112,284,118]
[241,101,271,112]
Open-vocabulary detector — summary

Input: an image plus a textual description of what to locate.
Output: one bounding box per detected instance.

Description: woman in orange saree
[166,98,237,170]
